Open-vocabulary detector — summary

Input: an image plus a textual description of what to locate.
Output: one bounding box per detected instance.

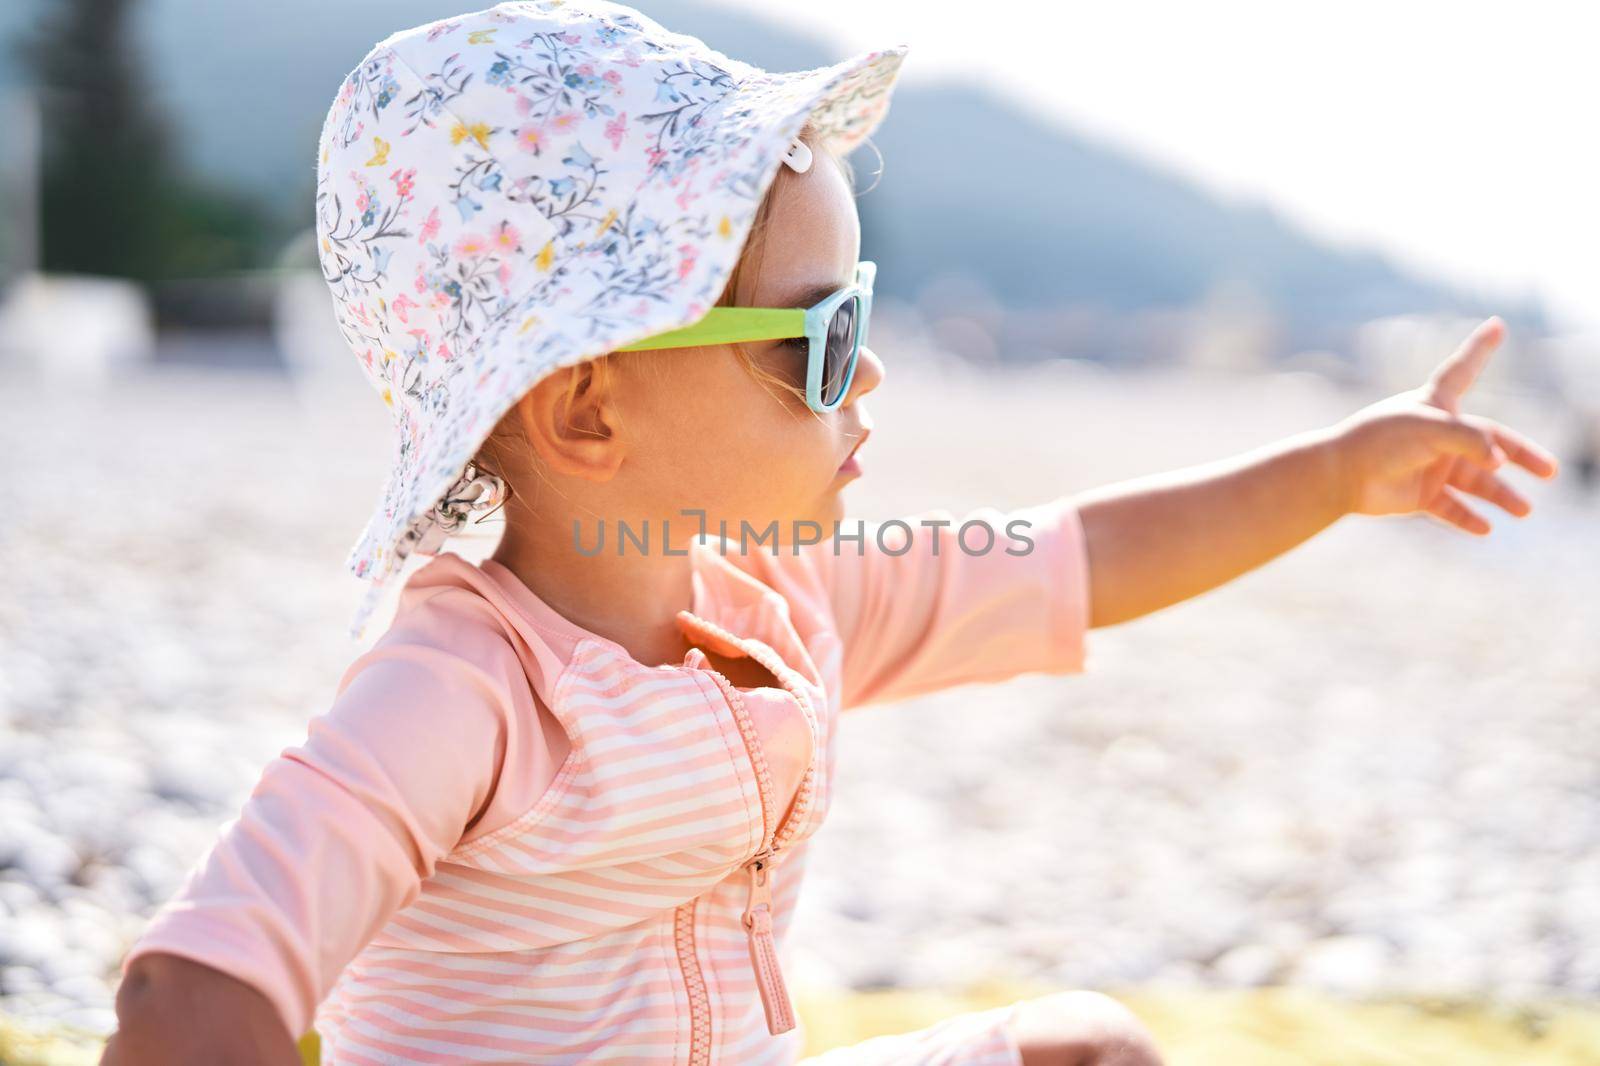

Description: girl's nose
[842,345,884,407]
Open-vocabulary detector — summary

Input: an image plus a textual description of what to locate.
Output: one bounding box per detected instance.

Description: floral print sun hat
[314,0,908,639]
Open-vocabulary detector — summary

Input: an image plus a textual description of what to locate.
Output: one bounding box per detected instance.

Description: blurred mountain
[860,81,1524,353]
[0,0,1543,356]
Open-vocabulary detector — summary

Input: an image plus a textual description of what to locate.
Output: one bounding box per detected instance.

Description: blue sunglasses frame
[614,260,876,413]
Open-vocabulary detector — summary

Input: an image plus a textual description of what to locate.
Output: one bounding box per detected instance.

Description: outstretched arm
[1076,424,1347,629]
[1078,317,1560,629]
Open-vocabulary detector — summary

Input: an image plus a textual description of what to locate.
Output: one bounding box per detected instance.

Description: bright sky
[707,0,1599,332]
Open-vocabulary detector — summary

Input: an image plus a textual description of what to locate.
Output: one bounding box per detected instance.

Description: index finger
[1425,317,1505,410]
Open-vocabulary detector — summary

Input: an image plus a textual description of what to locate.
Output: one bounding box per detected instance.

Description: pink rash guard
[123,497,1091,1064]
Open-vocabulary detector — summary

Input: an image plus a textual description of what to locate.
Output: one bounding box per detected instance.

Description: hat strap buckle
[395,462,508,561]
[781,136,812,174]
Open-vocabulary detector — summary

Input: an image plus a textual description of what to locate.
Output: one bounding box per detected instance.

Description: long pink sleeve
[121,588,566,1038]
[815,496,1092,710]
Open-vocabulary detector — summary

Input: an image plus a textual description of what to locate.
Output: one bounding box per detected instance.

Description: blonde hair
[473,118,854,515]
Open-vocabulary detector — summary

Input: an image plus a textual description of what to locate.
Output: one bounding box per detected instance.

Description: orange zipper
[673,895,712,1066]
[698,639,818,1036]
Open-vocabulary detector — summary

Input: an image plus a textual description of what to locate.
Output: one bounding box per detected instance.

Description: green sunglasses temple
[614,261,875,353]
[612,306,806,351]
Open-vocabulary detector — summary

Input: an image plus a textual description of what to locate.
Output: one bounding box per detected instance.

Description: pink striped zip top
[124,498,1091,1064]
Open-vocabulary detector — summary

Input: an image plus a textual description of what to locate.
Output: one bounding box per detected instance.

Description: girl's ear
[517,364,626,482]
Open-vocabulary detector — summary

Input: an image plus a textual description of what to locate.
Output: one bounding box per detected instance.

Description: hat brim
[344,42,909,638]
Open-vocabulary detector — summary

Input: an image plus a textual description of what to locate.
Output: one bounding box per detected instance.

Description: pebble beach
[1,340,1595,1040]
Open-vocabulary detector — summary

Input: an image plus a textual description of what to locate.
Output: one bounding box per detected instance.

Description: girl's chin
[816,487,848,525]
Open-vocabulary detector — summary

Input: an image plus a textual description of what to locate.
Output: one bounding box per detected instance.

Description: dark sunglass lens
[821,296,859,406]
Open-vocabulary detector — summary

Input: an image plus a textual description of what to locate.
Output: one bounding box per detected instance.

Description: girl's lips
[837,432,869,477]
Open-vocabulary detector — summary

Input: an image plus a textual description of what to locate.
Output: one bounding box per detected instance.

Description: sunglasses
[614,261,875,413]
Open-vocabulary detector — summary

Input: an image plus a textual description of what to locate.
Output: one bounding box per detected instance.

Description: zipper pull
[742,856,796,1034]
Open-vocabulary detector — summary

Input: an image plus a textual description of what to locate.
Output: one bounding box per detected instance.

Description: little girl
[103,2,1559,1063]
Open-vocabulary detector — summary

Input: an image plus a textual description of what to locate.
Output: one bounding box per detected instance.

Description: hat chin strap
[396,463,508,560]
[781,136,812,174]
